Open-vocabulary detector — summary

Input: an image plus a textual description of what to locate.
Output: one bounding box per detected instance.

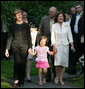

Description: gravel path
[6,73,79,88]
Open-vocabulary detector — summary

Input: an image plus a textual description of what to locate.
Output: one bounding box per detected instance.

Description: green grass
[1,60,14,88]
[1,59,38,88]
[70,73,84,88]
[1,59,84,88]
[1,82,12,88]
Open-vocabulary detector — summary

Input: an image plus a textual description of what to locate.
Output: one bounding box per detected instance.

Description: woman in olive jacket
[5,9,32,87]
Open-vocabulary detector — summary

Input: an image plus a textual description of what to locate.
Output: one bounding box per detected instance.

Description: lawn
[70,73,84,88]
[1,59,38,88]
[1,59,84,88]
[1,60,13,88]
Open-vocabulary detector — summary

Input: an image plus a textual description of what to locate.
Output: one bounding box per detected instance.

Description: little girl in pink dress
[28,36,55,85]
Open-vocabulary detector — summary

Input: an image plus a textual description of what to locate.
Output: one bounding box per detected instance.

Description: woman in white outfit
[51,13,75,85]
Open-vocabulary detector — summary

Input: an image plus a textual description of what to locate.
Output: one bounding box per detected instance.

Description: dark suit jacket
[70,11,84,38]
[6,22,32,50]
[40,16,51,46]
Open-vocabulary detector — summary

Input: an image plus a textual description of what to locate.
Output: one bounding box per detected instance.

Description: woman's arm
[5,25,13,57]
[51,25,56,46]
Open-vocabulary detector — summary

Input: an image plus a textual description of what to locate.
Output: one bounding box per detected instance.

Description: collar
[77,11,83,16]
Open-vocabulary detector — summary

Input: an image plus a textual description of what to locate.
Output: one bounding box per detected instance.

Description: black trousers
[46,46,56,81]
[12,45,28,84]
[68,34,83,74]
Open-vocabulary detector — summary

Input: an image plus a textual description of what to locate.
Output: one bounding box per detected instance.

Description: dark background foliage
[1,1,84,59]
[1,1,84,31]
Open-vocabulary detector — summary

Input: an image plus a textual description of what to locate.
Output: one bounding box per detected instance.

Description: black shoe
[18,83,24,87]
[68,71,76,75]
[54,73,56,79]
[46,79,51,82]
[27,80,32,83]
[13,82,19,87]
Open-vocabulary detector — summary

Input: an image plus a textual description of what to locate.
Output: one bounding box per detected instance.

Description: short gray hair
[49,6,58,15]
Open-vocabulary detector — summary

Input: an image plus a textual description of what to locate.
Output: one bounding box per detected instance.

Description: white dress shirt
[74,12,82,34]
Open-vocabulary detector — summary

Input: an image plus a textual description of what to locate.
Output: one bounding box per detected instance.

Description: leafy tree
[1,1,84,31]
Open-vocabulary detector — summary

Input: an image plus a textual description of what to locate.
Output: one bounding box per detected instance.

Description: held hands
[28,48,35,55]
[5,49,9,57]
[28,48,32,54]
[53,47,57,54]
[53,44,57,54]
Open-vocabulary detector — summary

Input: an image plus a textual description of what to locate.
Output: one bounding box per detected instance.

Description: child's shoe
[43,79,46,84]
[39,81,43,85]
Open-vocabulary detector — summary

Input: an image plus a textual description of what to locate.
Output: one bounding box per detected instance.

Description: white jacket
[51,22,73,46]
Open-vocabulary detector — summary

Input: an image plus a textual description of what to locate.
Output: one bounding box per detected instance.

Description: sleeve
[67,24,73,43]
[6,25,13,50]
[39,17,44,36]
[46,47,49,52]
[51,25,56,45]
[27,23,32,49]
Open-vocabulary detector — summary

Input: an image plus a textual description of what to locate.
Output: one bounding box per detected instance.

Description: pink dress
[35,46,50,68]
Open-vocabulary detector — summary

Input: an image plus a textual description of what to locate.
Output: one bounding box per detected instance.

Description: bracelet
[49,52,54,55]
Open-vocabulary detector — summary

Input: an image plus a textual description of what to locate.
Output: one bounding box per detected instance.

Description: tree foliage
[1,1,84,31]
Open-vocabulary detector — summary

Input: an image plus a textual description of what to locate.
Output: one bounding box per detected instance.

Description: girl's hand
[5,49,9,57]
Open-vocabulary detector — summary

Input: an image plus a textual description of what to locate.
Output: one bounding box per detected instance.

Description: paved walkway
[6,73,79,88]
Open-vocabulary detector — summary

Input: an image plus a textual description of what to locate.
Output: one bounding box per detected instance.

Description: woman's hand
[52,44,56,48]
[71,45,75,52]
[5,49,9,57]
[28,48,32,54]
[53,47,57,53]
[28,48,36,55]
[52,44,57,53]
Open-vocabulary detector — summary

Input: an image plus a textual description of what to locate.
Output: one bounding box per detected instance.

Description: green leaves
[1,1,84,32]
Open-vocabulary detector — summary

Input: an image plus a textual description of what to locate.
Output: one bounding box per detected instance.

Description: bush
[1,1,84,31]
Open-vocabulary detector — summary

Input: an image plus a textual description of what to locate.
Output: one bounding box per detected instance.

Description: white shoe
[54,78,59,84]
[60,80,65,86]
[14,80,19,84]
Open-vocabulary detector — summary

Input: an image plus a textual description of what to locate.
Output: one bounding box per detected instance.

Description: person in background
[70,7,76,22]
[68,4,84,75]
[65,12,71,24]
[39,6,58,82]
[70,7,76,16]
[21,8,39,82]
[5,9,32,87]
[1,21,8,60]
[51,13,75,85]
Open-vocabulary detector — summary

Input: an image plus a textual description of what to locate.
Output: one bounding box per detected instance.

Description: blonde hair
[14,9,23,16]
